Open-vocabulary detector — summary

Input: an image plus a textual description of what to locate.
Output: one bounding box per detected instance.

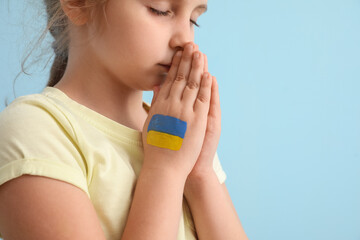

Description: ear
[60,0,89,26]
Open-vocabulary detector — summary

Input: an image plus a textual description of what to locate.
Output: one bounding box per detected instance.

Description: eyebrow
[196,4,208,13]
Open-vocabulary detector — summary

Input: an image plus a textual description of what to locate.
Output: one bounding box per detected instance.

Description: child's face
[87,0,207,91]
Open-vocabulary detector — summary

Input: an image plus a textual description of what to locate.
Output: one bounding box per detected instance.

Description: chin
[150,73,167,88]
[136,71,167,91]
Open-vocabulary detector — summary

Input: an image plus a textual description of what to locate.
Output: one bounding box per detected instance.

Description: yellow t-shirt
[0,87,227,239]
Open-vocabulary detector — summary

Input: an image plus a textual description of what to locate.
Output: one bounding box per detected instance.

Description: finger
[194,44,203,72]
[209,76,221,119]
[194,72,212,113]
[151,85,160,106]
[203,53,208,73]
[194,43,199,52]
[182,51,204,106]
[168,43,195,100]
[157,51,182,100]
[195,77,220,162]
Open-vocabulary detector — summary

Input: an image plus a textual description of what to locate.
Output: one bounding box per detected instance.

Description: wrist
[184,170,219,198]
[141,159,189,184]
[142,150,196,177]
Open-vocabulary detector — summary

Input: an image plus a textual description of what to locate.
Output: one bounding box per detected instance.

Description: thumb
[151,85,160,106]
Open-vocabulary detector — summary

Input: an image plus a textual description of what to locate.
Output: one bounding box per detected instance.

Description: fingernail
[194,52,200,59]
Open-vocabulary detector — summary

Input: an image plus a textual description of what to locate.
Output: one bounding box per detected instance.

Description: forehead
[154,0,208,11]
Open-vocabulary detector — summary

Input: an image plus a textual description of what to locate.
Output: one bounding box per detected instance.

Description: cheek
[109,19,163,63]
[127,17,166,53]
[104,3,158,53]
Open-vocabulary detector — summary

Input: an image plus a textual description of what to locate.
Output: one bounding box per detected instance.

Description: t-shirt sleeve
[213,152,227,184]
[0,97,89,197]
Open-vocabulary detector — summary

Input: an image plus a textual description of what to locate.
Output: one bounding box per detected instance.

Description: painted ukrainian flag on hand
[147,114,187,151]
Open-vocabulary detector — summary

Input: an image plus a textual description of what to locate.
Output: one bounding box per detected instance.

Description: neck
[55,53,148,132]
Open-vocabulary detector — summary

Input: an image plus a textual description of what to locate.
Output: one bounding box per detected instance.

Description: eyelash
[149,7,200,27]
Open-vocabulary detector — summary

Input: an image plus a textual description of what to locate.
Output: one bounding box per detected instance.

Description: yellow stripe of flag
[147,130,184,151]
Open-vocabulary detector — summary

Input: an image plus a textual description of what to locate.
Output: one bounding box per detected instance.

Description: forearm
[184,172,248,240]
[121,166,186,240]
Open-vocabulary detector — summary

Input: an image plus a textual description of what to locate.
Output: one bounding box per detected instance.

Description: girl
[0,0,248,239]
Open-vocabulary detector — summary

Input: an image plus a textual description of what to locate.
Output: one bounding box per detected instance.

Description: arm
[0,175,106,240]
[121,167,186,239]
[0,170,186,240]
[184,172,248,240]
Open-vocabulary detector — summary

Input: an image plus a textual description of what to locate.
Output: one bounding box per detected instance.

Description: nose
[169,21,194,52]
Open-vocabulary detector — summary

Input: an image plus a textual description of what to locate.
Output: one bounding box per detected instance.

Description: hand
[186,49,222,182]
[142,42,213,177]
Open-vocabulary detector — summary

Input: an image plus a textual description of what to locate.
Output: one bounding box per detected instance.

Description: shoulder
[0,93,87,185]
[0,91,80,153]
[1,92,72,129]
[0,92,76,142]
[0,91,90,201]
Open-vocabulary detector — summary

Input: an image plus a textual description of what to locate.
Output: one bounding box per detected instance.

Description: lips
[159,64,171,71]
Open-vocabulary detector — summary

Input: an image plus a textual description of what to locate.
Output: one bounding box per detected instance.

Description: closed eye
[149,7,200,27]
[149,7,171,16]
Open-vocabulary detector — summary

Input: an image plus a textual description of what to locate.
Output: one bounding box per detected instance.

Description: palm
[189,76,221,176]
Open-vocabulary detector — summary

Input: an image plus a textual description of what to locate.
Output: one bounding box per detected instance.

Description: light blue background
[1,0,360,239]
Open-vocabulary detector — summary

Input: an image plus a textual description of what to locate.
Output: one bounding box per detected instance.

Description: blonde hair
[24,0,107,87]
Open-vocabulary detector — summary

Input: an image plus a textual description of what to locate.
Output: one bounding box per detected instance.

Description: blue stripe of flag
[147,114,187,138]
